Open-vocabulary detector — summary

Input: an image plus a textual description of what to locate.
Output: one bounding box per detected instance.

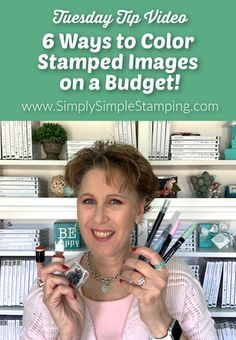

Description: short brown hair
[65,141,158,212]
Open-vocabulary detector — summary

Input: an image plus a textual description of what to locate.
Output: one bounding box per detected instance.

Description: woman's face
[77,168,144,257]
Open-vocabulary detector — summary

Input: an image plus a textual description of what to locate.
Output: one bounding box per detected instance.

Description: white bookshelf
[210,308,236,318]
[150,160,236,168]
[0,307,233,318]
[0,306,234,318]
[1,247,235,259]
[0,197,236,220]
[0,246,86,257]
[175,248,236,258]
[3,307,233,318]
[1,159,236,199]
[0,121,235,319]
[0,307,23,316]
[0,120,234,197]
[146,198,236,220]
[1,159,236,169]
[0,160,66,169]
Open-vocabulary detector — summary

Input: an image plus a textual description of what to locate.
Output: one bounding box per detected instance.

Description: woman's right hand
[41,263,85,340]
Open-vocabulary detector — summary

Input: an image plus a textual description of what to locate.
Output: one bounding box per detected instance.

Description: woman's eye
[109,199,122,205]
[83,198,95,204]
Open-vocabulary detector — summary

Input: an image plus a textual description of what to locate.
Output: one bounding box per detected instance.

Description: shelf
[0,306,234,317]
[0,197,77,219]
[175,248,236,258]
[0,247,234,258]
[147,198,236,220]
[0,197,235,220]
[0,305,234,317]
[0,160,236,170]
[210,308,236,317]
[1,248,234,258]
[0,160,67,170]
[0,306,23,316]
[0,247,86,257]
[149,160,236,169]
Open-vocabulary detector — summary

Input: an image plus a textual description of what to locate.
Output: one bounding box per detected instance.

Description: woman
[21,141,217,340]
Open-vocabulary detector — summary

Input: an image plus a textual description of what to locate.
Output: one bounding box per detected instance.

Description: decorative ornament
[48,175,65,197]
[63,185,75,197]
[198,222,234,249]
[156,177,181,198]
[189,171,221,198]
[42,142,63,160]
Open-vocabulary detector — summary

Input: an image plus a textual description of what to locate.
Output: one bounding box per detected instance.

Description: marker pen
[159,219,181,257]
[152,211,180,255]
[146,199,170,247]
[163,224,197,263]
[35,245,45,276]
[152,223,172,254]
[140,199,170,262]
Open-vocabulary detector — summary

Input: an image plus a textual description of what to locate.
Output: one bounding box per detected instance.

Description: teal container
[231,140,236,148]
[232,126,236,140]
[198,223,217,248]
[224,148,236,160]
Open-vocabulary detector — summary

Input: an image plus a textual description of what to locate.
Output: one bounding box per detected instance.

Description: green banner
[1,0,235,120]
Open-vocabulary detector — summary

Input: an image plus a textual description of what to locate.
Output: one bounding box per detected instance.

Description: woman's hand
[120,247,172,338]
[40,263,85,340]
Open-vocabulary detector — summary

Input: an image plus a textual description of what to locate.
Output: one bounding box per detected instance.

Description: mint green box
[231,140,236,148]
[198,223,216,248]
[224,148,236,160]
[54,221,80,250]
[232,126,236,139]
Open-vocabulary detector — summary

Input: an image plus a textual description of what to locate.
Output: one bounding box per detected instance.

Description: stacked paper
[0,228,49,250]
[0,176,47,197]
[66,140,95,160]
[170,135,220,160]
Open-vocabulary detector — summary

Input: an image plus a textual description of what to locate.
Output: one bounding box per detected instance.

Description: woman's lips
[92,229,115,240]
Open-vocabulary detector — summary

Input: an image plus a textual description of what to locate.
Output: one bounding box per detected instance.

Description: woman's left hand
[120,247,172,338]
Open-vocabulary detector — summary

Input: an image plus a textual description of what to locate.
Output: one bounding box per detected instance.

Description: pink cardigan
[21,256,217,340]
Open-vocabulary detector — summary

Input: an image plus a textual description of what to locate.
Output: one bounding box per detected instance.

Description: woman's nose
[93,205,108,224]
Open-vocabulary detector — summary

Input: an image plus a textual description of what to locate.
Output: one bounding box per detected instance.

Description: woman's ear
[135,199,145,224]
